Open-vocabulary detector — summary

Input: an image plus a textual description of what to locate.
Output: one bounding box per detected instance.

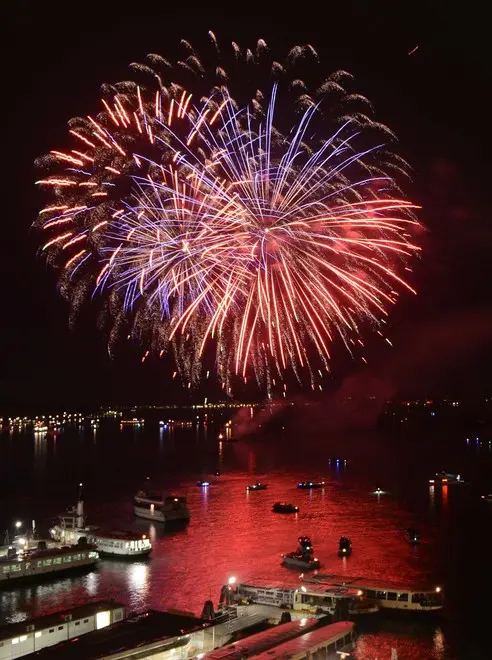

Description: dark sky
[1,1,491,412]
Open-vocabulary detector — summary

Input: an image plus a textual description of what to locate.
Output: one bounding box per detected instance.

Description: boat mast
[76,482,84,528]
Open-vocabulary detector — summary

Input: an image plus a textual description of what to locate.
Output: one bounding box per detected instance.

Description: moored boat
[51,488,152,558]
[246,482,268,491]
[272,502,299,514]
[229,577,362,618]
[0,539,99,586]
[196,480,210,488]
[297,481,325,489]
[282,536,320,571]
[133,490,190,523]
[304,573,443,612]
[481,493,492,502]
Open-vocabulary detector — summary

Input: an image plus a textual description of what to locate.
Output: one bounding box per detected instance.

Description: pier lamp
[15,521,22,530]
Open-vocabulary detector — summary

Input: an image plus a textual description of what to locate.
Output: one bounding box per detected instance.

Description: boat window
[24,562,30,570]
[328,643,336,653]
[387,592,397,601]
[43,559,52,566]
[11,564,21,571]
[84,619,89,623]
[53,558,62,565]
[398,593,408,602]
[58,626,63,631]
[49,629,54,633]
[412,593,423,603]
[20,635,27,642]
[376,591,387,599]
[344,634,351,645]
[12,638,19,645]
[75,622,80,626]
[2,566,10,573]
[365,589,375,599]
[63,555,72,563]
[37,561,43,568]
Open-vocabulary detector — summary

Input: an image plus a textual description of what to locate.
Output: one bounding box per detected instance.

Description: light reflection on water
[0,423,491,657]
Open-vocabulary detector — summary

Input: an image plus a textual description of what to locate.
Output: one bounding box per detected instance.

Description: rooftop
[28,610,209,659]
[0,600,123,643]
[202,618,320,660]
[253,622,354,660]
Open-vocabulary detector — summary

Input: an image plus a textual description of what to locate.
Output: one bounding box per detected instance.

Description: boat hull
[282,557,320,570]
[97,547,152,559]
[0,558,98,588]
[133,505,189,523]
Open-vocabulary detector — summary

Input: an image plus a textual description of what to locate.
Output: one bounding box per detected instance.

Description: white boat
[133,490,190,523]
[429,471,464,485]
[304,573,443,612]
[0,539,98,585]
[51,488,152,558]
[229,577,367,617]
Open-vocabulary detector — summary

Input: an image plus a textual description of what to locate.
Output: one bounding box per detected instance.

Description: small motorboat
[404,527,421,545]
[196,481,210,488]
[481,494,492,503]
[282,536,320,570]
[373,487,385,495]
[297,481,325,489]
[429,471,464,485]
[272,502,299,514]
[246,482,268,491]
[338,536,352,557]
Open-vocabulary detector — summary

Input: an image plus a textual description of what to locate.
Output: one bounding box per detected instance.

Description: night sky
[1,1,491,412]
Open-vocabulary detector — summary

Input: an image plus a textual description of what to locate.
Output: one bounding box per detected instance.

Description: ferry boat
[120,418,144,427]
[297,481,325,489]
[0,539,98,586]
[230,577,366,617]
[282,536,320,570]
[338,537,352,557]
[51,489,152,558]
[304,573,444,612]
[246,482,268,491]
[403,528,421,545]
[272,502,299,514]
[429,471,464,485]
[133,490,190,523]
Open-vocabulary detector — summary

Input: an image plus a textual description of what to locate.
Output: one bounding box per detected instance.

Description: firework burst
[35,34,421,395]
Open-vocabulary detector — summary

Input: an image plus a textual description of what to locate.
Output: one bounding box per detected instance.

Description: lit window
[12,638,19,645]
[20,635,27,642]
[96,611,110,629]
[35,632,42,638]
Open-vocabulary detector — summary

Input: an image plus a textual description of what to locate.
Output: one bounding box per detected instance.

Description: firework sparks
[35,35,421,394]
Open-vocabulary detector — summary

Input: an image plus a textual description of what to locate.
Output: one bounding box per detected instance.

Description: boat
[272,502,299,514]
[429,471,464,485]
[246,482,268,491]
[230,577,365,617]
[297,481,325,489]
[304,573,444,612]
[282,536,320,570]
[218,433,237,442]
[51,488,152,558]
[403,528,421,545]
[120,418,144,427]
[133,490,190,523]
[33,423,48,433]
[481,494,492,502]
[196,480,210,488]
[338,536,352,557]
[0,538,99,586]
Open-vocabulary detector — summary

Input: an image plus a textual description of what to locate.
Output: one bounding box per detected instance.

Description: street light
[15,521,22,529]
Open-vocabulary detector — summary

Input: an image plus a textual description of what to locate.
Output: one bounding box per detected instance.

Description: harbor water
[1,420,491,658]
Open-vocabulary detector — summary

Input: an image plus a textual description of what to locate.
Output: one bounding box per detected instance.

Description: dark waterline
[1,422,491,658]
